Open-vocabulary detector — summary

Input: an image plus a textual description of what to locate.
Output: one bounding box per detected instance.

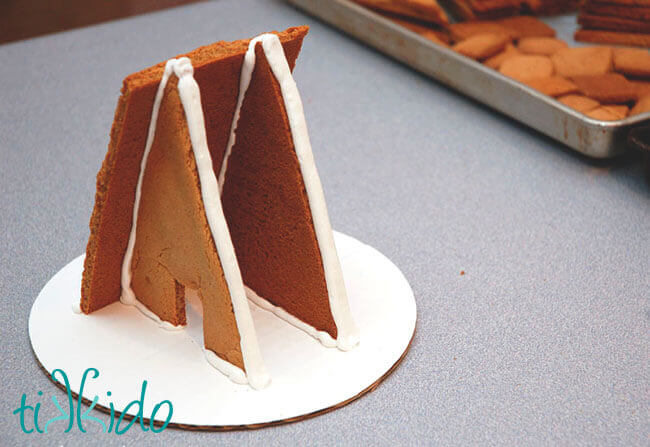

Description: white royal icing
[118,59,185,332]
[245,287,338,347]
[219,34,360,350]
[71,301,82,314]
[119,57,270,389]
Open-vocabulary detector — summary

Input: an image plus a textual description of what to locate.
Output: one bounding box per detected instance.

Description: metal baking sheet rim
[288,0,650,159]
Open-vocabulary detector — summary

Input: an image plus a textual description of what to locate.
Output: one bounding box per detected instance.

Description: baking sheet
[287,0,650,158]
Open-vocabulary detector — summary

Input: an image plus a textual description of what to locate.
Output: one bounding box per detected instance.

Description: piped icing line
[245,286,337,347]
[221,34,360,351]
[132,298,185,331]
[175,58,270,390]
[218,38,257,192]
[120,57,270,389]
[203,349,248,385]
[119,58,185,332]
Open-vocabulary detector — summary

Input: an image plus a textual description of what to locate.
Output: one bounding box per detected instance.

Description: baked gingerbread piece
[452,33,510,59]
[445,0,520,20]
[517,37,567,56]
[449,20,520,41]
[551,46,613,78]
[585,104,629,121]
[497,15,556,38]
[525,76,578,97]
[575,29,650,48]
[484,43,521,69]
[571,73,638,104]
[613,48,650,78]
[557,94,600,113]
[499,54,554,82]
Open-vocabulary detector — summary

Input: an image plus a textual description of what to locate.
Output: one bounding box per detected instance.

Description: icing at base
[203,349,248,385]
[245,286,338,348]
[71,297,184,331]
[128,297,185,331]
[220,34,360,351]
[71,301,82,314]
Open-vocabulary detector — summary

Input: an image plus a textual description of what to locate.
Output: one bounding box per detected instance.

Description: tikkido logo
[13,367,173,435]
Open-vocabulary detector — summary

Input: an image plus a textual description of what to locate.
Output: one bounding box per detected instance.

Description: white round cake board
[29,231,416,428]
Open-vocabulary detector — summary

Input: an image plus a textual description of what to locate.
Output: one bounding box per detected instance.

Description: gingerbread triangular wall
[220,37,359,349]
[123,58,269,388]
[128,69,258,378]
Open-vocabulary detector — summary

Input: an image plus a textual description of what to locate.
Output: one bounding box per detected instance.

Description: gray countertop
[1,0,648,445]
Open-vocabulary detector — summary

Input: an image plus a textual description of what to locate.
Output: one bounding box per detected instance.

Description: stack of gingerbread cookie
[447,18,650,119]
[575,0,650,48]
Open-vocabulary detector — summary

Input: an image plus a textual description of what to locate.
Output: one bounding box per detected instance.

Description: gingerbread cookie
[449,21,519,42]
[452,33,510,60]
[585,105,629,121]
[551,46,613,77]
[571,73,638,104]
[497,15,556,38]
[499,55,554,82]
[447,0,520,20]
[484,43,521,69]
[525,76,578,97]
[557,94,600,113]
[575,29,650,48]
[518,37,568,56]
[613,48,650,78]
